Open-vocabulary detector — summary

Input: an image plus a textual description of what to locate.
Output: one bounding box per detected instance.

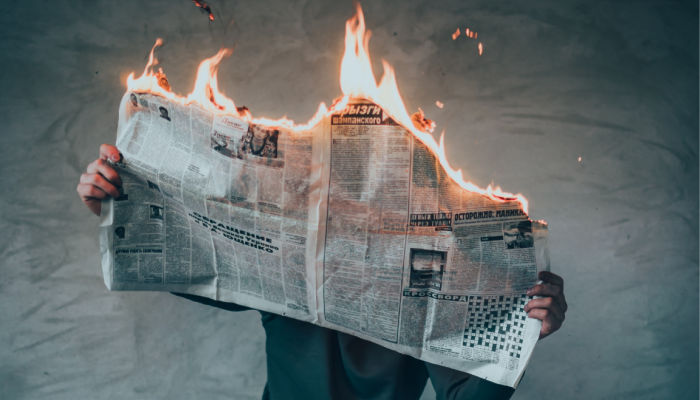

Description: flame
[186,48,235,111]
[125,4,527,213]
[435,100,444,109]
[452,28,460,40]
[478,42,484,56]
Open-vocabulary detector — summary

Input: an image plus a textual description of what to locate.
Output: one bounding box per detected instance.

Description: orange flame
[452,28,460,40]
[186,48,235,111]
[125,4,527,213]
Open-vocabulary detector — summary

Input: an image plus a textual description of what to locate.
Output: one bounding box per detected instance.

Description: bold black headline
[331,103,395,125]
[454,208,525,222]
[410,209,525,227]
[188,211,279,254]
[410,212,452,227]
[403,288,468,302]
[115,248,163,255]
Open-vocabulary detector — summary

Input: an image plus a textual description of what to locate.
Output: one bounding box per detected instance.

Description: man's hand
[525,271,567,339]
[76,144,123,216]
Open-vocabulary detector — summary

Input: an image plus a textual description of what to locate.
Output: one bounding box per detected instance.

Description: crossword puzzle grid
[462,295,529,359]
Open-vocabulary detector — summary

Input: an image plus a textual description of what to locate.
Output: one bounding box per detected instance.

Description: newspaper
[100,91,549,388]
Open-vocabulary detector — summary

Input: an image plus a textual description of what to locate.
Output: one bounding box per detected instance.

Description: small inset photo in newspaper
[239,124,281,160]
[114,226,126,240]
[158,106,171,121]
[211,130,238,159]
[409,249,446,290]
[149,205,163,221]
[503,220,533,249]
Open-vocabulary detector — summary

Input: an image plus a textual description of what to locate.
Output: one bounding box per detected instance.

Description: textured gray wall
[1,1,697,399]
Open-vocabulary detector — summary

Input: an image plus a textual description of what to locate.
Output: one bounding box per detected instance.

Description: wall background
[0,1,697,399]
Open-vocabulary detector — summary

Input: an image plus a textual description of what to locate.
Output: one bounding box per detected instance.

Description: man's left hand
[525,271,567,339]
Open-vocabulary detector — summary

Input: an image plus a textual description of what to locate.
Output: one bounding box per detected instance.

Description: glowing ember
[155,68,170,91]
[193,0,214,21]
[435,100,444,109]
[452,28,460,40]
[478,42,484,56]
[125,4,527,212]
[412,108,437,133]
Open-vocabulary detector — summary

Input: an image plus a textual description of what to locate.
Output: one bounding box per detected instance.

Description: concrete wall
[1,1,697,398]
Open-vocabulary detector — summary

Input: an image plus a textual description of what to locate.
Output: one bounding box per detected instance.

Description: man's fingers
[538,271,564,288]
[526,308,563,339]
[76,182,108,199]
[528,283,567,312]
[76,183,103,215]
[527,282,561,297]
[99,144,122,162]
[79,173,120,198]
[87,159,122,187]
[78,145,121,217]
[525,297,565,322]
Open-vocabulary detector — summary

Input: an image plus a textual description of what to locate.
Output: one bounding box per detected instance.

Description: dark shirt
[173,293,515,400]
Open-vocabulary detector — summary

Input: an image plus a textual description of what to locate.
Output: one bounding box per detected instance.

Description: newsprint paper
[100,92,550,388]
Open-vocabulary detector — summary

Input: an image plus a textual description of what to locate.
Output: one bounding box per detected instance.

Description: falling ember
[124,4,527,213]
[193,0,215,21]
[577,156,583,164]
[451,28,460,40]
[478,42,484,55]
[435,100,444,109]
[412,108,437,133]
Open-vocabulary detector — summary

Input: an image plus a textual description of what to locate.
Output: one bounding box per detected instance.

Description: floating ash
[193,0,214,21]
[453,26,482,55]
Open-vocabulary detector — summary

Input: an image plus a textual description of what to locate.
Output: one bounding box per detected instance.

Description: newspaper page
[100,93,549,388]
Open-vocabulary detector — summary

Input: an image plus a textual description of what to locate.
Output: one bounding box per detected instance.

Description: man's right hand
[76,144,123,216]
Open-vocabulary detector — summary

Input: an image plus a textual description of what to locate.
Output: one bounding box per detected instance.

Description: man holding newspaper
[77,143,566,399]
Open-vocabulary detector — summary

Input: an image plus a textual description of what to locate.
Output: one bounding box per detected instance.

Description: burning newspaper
[100,93,548,387]
[99,4,549,388]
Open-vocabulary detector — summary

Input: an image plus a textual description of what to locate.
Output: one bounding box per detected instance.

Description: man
[77,144,567,399]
